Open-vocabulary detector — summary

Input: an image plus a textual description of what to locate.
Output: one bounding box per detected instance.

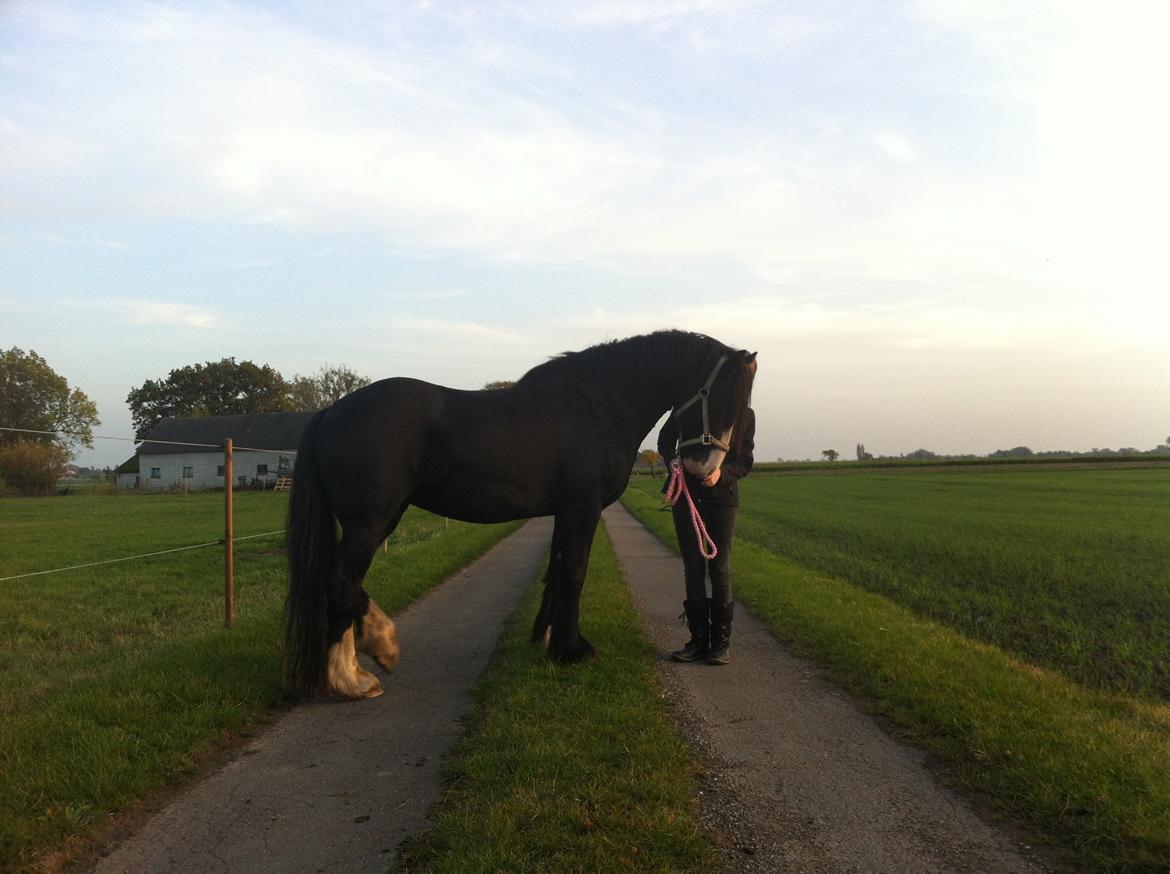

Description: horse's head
[673,348,757,478]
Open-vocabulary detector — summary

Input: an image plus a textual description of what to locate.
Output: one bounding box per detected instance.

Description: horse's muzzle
[683,448,727,480]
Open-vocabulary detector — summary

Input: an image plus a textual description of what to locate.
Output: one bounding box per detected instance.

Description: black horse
[284,330,756,699]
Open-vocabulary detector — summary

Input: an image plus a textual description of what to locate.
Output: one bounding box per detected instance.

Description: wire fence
[1,424,300,624]
[0,530,287,583]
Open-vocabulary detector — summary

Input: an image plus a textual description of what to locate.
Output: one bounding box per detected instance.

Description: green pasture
[0,492,519,873]
[397,522,713,874]
[624,469,1170,871]
[736,469,1170,701]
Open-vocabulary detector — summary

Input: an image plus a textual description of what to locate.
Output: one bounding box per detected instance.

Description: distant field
[0,492,520,872]
[730,469,1170,701]
[751,454,1170,474]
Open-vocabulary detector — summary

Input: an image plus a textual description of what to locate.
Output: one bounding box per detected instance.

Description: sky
[2,0,1168,468]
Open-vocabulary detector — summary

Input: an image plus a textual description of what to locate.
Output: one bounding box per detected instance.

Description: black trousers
[671,499,737,606]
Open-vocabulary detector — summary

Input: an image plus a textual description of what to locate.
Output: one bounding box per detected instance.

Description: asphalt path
[603,502,1051,874]
[87,516,552,874]
[84,505,1055,874]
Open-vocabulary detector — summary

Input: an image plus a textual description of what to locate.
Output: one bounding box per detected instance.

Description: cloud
[558,290,1127,362]
[0,4,875,283]
[122,300,220,330]
[4,1,1168,310]
[384,316,527,345]
[871,131,915,163]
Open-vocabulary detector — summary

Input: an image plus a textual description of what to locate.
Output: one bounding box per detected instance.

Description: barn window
[256,464,269,476]
[150,468,161,479]
[182,467,194,478]
[217,465,225,476]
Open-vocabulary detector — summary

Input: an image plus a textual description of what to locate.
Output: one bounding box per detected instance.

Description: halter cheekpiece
[671,354,732,453]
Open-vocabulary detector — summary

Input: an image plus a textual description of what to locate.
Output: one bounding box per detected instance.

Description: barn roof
[138,411,317,456]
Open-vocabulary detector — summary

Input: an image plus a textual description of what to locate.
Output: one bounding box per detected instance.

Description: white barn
[118,412,316,492]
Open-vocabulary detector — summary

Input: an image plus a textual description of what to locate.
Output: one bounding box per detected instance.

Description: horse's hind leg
[326,625,381,700]
[324,522,383,700]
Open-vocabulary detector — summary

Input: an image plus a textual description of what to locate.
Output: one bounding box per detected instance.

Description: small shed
[115,455,140,490]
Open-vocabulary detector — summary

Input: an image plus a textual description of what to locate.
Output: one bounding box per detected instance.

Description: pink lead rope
[664,458,718,560]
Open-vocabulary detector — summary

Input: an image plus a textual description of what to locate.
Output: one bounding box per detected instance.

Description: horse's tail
[283,409,335,699]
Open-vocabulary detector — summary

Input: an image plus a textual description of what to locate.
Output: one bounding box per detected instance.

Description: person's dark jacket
[657,408,755,507]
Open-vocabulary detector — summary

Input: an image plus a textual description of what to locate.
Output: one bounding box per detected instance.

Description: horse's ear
[740,350,758,374]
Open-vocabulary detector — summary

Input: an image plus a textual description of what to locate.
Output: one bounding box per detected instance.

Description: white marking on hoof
[541,625,551,650]
[326,627,384,700]
[358,599,401,671]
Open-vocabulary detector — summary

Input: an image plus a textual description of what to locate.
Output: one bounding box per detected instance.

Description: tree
[822,449,839,462]
[988,446,1031,459]
[1,347,100,449]
[289,364,372,410]
[0,348,100,495]
[856,442,873,461]
[482,380,516,390]
[640,449,662,476]
[126,358,291,439]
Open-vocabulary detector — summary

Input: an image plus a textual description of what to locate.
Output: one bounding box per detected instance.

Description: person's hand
[701,468,722,487]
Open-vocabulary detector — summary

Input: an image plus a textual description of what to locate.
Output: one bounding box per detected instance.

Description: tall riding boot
[670,598,711,662]
[708,601,734,665]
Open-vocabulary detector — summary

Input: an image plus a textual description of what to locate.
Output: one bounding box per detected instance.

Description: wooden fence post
[224,438,234,628]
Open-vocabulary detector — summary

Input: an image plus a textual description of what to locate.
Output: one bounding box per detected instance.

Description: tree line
[125,359,370,439]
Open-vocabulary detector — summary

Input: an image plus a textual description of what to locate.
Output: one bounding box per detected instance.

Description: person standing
[657,408,755,665]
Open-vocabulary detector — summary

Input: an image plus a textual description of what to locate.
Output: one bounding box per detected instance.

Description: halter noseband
[671,355,732,453]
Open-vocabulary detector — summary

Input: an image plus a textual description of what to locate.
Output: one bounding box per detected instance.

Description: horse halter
[671,355,732,453]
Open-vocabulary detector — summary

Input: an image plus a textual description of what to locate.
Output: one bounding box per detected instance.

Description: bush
[0,440,70,497]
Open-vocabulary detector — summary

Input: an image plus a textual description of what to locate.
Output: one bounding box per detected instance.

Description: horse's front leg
[356,597,400,671]
[546,505,601,663]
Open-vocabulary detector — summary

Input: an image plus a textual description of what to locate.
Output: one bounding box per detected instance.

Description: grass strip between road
[0,493,521,874]
[397,521,715,874]
[621,485,1170,873]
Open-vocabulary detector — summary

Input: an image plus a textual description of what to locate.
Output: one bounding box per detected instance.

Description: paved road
[88,517,552,874]
[86,506,1054,874]
[603,503,1050,874]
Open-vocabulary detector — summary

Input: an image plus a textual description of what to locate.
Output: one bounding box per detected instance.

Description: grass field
[0,492,520,873]
[624,469,1170,871]
[397,522,714,874]
[735,469,1170,701]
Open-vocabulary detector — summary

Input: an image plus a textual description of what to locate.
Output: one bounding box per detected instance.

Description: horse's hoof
[373,652,399,672]
[359,600,400,672]
[354,669,383,699]
[328,668,383,700]
[549,635,598,664]
[358,682,384,700]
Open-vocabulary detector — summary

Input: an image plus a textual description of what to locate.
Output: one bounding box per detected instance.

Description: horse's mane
[520,329,755,456]
[518,330,728,388]
[724,360,755,458]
